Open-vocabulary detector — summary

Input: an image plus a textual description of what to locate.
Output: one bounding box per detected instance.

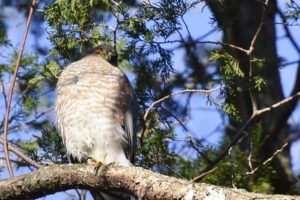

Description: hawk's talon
[94,161,104,175]
[95,162,116,175]
[86,157,104,175]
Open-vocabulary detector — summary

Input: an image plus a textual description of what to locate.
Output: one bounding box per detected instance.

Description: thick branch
[0,164,299,200]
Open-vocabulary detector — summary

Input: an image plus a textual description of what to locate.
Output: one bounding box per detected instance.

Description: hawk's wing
[124,85,138,162]
[115,74,138,163]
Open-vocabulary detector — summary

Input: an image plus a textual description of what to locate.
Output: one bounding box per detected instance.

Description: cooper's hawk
[55,45,138,199]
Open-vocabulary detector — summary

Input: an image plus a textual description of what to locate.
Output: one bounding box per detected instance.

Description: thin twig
[9,108,54,131]
[192,167,218,182]
[162,108,212,163]
[262,143,288,165]
[140,86,224,150]
[248,0,269,55]
[195,29,217,41]
[281,60,300,67]
[181,15,192,41]
[248,139,253,171]
[165,40,250,54]
[274,22,300,26]
[248,0,270,113]
[1,78,8,110]
[277,9,300,53]
[0,138,42,169]
[199,41,250,54]
[143,86,224,120]
[246,142,288,175]
[193,114,254,183]
[3,0,38,177]
[111,10,121,50]
[151,157,184,179]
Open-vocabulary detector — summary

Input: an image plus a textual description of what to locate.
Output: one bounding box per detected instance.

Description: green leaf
[43,60,62,78]
[253,76,266,91]
[29,75,45,85]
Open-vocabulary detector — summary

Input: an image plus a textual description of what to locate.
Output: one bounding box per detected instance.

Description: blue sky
[0,1,299,199]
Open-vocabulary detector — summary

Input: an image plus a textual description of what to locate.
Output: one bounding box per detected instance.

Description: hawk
[55,45,138,199]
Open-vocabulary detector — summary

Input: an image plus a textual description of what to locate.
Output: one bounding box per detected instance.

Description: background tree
[0,0,299,199]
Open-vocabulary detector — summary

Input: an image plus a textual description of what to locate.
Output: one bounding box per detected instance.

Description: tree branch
[3,0,38,177]
[144,86,224,120]
[161,107,212,162]
[0,138,42,169]
[277,9,300,54]
[248,0,269,55]
[194,91,300,181]
[246,142,289,175]
[0,164,299,200]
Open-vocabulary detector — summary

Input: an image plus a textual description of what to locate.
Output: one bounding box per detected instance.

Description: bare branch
[196,41,250,54]
[247,139,254,171]
[247,0,270,115]
[0,164,299,200]
[254,91,300,116]
[0,138,42,169]
[281,60,300,67]
[192,167,218,182]
[246,142,288,175]
[248,0,270,55]
[194,91,300,182]
[180,15,193,41]
[162,40,250,54]
[9,108,53,132]
[143,86,224,120]
[3,0,38,177]
[140,86,223,152]
[111,10,121,50]
[274,22,300,26]
[0,78,8,110]
[162,108,212,163]
[277,8,300,54]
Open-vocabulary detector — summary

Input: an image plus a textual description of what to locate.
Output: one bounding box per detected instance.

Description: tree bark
[205,0,297,193]
[0,164,299,200]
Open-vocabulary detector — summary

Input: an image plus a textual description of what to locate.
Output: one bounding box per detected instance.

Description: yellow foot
[87,157,104,175]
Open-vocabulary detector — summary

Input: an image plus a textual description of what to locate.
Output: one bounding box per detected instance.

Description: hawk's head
[92,44,118,66]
